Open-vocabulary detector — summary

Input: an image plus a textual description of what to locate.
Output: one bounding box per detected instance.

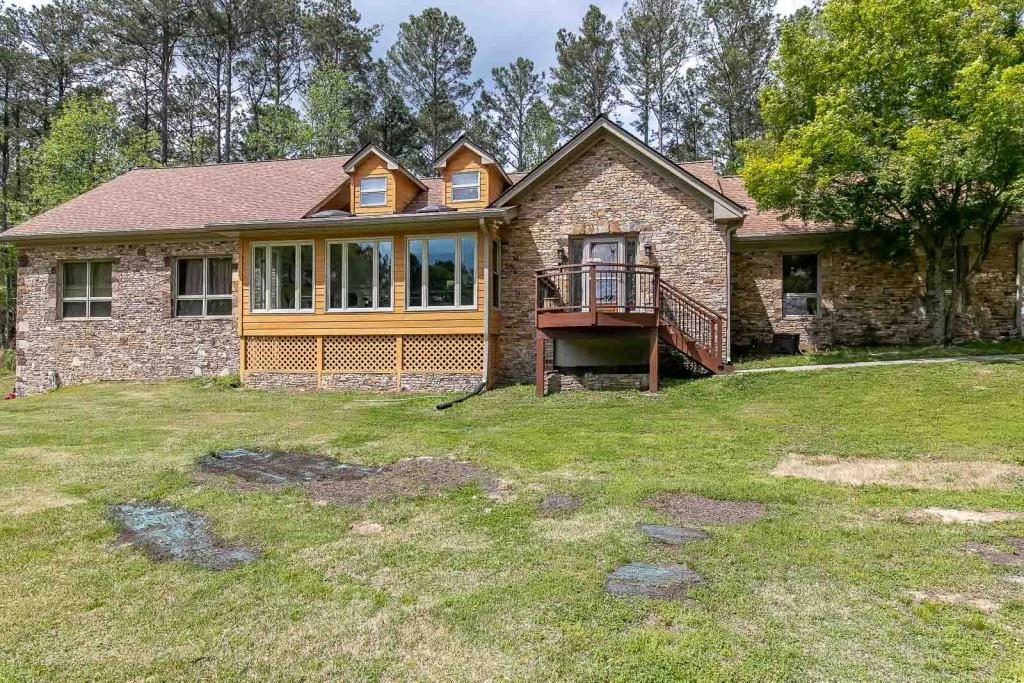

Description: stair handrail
[657,280,726,366]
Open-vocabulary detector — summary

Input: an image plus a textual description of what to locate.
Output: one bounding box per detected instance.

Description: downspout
[726,222,736,364]
[480,217,491,388]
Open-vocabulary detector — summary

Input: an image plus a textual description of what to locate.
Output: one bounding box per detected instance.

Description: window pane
[252,247,267,310]
[460,235,475,306]
[178,258,204,296]
[427,238,456,306]
[207,258,232,296]
[491,240,500,308]
[452,171,479,186]
[360,177,387,206]
[300,244,313,309]
[453,186,479,202]
[783,254,817,295]
[207,298,232,316]
[90,301,112,318]
[408,239,423,307]
[328,243,344,309]
[783,294,818,317]
[362,176,386,191]
[378,240,393,308]
[91,261,112,298]
[346,241,374,308]
[270,245,296,309]
[176,299,204,317]
[62,301,87,318]
[63,262,88,299]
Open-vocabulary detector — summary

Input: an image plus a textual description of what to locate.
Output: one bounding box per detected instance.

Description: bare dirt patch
[110,502,257,570]
[349,521,385,536]
[0,487,82,515]
[605,562,703,599]
[199,448,380,485]
[638,523,709,545]
[906,508,1024,524]
[909,591,1000,613]
[773,453,1024,491]
[646,493,765,525]
[538,493,582,517]
[961,540,1024,568]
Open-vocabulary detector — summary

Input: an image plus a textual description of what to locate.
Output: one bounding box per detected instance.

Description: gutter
[0,207,519,244]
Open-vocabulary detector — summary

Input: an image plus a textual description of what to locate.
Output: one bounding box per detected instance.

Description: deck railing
[658,280,726,363]
[535,263,659,315]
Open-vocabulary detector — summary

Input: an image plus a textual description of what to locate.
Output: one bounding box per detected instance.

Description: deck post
[648,327,659,393]
[535,332,546,397]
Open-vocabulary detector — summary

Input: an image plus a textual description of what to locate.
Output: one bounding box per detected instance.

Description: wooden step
[658,324,727,375]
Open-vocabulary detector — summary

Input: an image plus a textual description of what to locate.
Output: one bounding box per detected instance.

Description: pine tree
[663,68,710,161]
[521,100,558,170]
[357,59,424,169]
[23,0,95,112]
[472,58,546,171]
[388,8,481,168]
[549,5,620,137]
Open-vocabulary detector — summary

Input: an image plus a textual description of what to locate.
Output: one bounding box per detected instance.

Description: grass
[2,365,1024,681]
[735,338,1024,370]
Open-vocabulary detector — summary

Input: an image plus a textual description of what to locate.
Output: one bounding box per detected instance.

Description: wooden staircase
[657,280,730,375]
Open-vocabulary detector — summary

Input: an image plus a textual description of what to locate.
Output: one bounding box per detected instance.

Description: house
[4,117,1022,397]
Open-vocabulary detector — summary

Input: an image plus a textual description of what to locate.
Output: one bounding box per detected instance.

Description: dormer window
[451,171,481,202]
[359,176,387,207]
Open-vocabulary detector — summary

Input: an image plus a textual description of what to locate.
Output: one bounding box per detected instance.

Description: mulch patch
[110,502,258,570]
[539,493,582,517]
[638,523,709,545]
[605,562,703,599]
[646,493,765,525]
[200,449,501,506]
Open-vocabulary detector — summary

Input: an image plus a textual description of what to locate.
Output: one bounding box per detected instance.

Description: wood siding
[349,154,421,215]
[443,147,507,210]
[239,226,487,337]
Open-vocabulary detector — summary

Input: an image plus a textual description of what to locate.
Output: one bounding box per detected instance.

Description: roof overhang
[491,116,747,222]
[342,143,427,191]
[433,135,513,185]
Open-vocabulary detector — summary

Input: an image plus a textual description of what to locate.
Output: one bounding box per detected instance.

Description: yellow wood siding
[349,154,423,215]
[240,226,486,337]
[445,148,490,209]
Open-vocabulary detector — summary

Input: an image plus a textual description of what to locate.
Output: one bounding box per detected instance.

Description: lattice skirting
[242,334,487,392]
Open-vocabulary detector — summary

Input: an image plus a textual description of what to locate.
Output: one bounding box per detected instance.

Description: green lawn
[2,365,1024,681]
[735,338,1024,370]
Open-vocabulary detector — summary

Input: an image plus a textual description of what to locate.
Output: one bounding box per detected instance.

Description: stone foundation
[243,372,318,391]
[320,372,398,391]
[546,371,649,393]
[241,371,482,393]
[16,240,239,396]
[400,373,484,392]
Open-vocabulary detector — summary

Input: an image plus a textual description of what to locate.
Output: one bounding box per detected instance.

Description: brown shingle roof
[6,156,353,238]
[679,161,836,238]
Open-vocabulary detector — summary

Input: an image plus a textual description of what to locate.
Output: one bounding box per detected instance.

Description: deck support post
[648,327,659,393]
[535,331,546,397]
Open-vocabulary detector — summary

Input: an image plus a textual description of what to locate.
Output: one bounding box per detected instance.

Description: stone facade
[243,372,318,391]
[546,371,649,393]
[241,370,481,392]
[16,240,239,395]
[320,372,397,391]
[732,238,1021,351]
[400,373,483,392]
[497,137,730,384]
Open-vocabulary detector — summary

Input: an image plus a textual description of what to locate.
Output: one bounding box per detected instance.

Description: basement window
[61,260,112,319]
[359,176,387,207]
[782,253,819,317]
[451,171,481,202]
[250,242,314,312]
[175,257,232,317]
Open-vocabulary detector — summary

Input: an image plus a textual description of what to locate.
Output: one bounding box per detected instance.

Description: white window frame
[249,241,315,314]
[60,260,112,320]
[491,238,501,309]
[450,170,481,203]
[174,256,233,318]
[406,233,478,311]
[359,176,388,207]
[326,238,395,312]
[781,252,821,319]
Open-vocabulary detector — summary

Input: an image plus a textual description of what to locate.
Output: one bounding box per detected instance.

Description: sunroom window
[61,260,112,319]
[251,242,314,312]
[175,257,232,317]
[359,176,387,207]
[451,171,480,202]
[407,234,476,309]
[327,239,394,310]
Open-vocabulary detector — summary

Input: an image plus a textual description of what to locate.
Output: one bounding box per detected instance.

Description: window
[782,253,819,316]
[451,171,481,202]
[359,176,387,207]
[327,239,393,310]
[175,257,232,317]
[250,242,314,312]
[491,239,501,308]
[61,261,112,319]
[406,234,476,309]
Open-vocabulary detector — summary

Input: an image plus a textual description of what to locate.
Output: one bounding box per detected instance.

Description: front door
[583,237,624,309]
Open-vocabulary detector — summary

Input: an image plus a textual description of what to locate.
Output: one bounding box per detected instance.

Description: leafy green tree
[618,0,697,150]
[549,5,620,137]
[29,96,158,212]
[521,99,559,170]
[697,0,776,170]
[472,58,546,170]
[388,7,481,167]
[741,0,1024,343]
[240,102,309,159]
[305,65,353,156]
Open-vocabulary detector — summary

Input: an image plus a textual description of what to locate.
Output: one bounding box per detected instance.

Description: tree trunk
[923,247,954,345]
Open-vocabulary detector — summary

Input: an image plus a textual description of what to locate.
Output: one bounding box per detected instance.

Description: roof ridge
[131,154,355,171]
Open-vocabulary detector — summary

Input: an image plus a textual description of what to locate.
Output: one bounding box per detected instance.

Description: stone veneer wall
[16,240,239,395]
[241,371,483,392]
[497,137,730,383]
[546,371,649,393]
[731,238,1021,350]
